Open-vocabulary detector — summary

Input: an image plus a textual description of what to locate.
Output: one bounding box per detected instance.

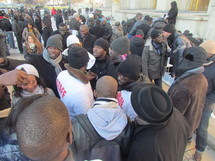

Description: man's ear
[67,122,73,145]
[94,90,97,98]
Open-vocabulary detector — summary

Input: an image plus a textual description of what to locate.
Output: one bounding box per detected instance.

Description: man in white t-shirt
[57,46,95,120]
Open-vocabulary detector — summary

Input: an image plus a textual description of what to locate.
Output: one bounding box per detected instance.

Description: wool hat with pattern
[131,84,173,124]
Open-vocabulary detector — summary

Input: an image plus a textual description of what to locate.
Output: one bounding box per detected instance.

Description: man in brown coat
[168,46,208,141]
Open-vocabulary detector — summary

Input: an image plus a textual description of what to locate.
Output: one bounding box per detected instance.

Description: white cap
[16,64,39,77]
[66,35,80,47]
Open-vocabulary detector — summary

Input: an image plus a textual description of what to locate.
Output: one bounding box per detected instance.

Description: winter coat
[11,19,23,37]
[167,1,178,25]
[2,18,12,31]
[168,73,208,136]
[56,65,94,120]
[35,18,43,34]
[169,32,192,73]
[101,23,112,42]
[142,39,169,80]
[203,55,215,111]
[55,14,63,28]
[78,33,97,54]
[22,27,41,41]
[71,107,134,161]
[127,109,190,161]
[0,54,67,98]
[123,17,136,34]
[109,26,123,43]
[51,30,71,50]
[42,25,53,47]
[130,35,145,57]
[90,55,118,90]
[0,29,7,57]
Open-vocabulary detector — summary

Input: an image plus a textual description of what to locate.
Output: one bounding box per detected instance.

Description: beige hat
[200,40,215,54]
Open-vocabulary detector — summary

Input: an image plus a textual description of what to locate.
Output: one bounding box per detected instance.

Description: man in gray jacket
[142,29,170,88]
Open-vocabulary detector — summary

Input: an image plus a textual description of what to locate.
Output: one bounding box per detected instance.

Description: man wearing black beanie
[89,38,118,90]
[142,29,170,88]
[162,23,192,77]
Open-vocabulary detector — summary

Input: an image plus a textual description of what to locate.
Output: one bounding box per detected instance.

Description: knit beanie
[46,34,63,51]
[66,35,80,47]
[110,36,130,55]
[200,40,215,54]
[94,38,110,54]
[16,64,39,77]
[68,46,89,69]
[163,24,175,34]
[131,84,173,124]
[117,54,141,80]
[151,29,162,39]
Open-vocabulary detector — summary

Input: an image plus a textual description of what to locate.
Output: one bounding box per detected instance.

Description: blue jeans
[6,31,15,48]
[195,107,212,152]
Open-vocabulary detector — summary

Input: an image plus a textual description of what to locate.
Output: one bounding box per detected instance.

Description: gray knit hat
[110,36,130,55]
[46,34,63,51]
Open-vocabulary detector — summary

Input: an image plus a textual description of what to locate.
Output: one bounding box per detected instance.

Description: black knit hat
[117,54,141,80]
[151,29,162,39]
[46,34,63,51]
[163,24,175,34]
[131,84,173,124]
[110,36,130,55]
[68,46,89,69]
[94,38,110,54]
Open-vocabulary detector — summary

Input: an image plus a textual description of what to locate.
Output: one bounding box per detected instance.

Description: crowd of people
[0,1,214,161]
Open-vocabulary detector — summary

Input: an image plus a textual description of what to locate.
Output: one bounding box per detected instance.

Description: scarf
[87,98,128,140]
[43,49,63,76]
[21,85,45,97]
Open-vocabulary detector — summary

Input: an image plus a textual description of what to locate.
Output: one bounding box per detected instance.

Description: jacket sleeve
[142,47,149,77]
[34,28,41,39]
[0,58,27,70]
[174,37,187,64]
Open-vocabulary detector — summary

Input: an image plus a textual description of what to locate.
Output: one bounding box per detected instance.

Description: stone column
[112,0,120,19]
[103,0,112,8]
[205,3,215,41]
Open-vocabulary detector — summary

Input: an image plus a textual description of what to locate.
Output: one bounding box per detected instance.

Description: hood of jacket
[87,98,128,140]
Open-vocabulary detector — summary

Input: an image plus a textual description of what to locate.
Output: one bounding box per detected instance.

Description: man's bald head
[16,95,71,161]
[95,76,118,98]
[79,24,89,36]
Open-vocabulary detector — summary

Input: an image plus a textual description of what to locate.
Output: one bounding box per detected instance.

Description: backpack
[76,114,121,161]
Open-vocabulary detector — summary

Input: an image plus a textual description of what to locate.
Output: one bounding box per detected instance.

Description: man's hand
[0,69,28,86]
[0,58,5,64]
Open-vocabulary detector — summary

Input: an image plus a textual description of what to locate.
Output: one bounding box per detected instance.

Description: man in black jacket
[78,24,97,54]
[52,23,71,50]
[90,38,117,90]
[127,84,190,161]
[0,34,67,97]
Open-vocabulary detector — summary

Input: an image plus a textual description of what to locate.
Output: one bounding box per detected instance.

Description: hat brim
[131,83,173,124]
[87,52,96,69]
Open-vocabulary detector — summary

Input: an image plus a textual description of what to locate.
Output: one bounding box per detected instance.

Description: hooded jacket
[71,98,134,161]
